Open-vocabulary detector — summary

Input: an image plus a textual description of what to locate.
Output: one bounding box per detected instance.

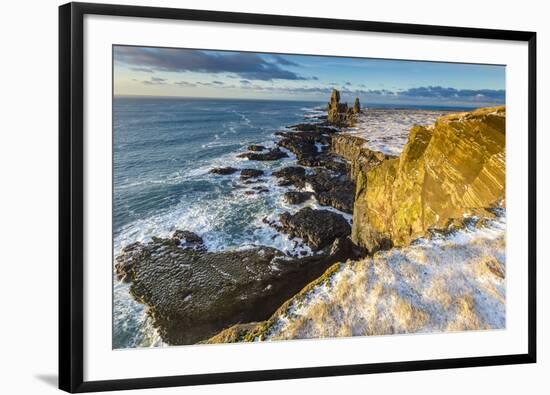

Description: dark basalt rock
[283,191,314,205]
[209,166,238,175]
[247,144,266,152]
[240,168,264,179]
[237,148,288,161]
[307,168,355,214]
[172,230,206,251]
[275,129,351,175]
[244,186,269,195]
[278,207,351,251]
[115,242,148,283]
[115,235,359,345]
[271,166,354,212]
[271,166,307,188]
[287,123,338,134]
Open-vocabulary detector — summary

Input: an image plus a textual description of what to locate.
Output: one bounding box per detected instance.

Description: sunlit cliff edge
[206,105,506,343]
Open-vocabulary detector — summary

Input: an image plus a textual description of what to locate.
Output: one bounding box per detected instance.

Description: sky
[113,45,505,107]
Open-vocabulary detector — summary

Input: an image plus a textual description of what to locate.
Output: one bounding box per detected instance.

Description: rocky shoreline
[115,91,506,345]
[115,91,366,344]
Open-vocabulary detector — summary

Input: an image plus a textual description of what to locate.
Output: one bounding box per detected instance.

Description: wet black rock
[271,166,354,213]
[237,148,288,161]
[283,191,314,205]
[172,230,206,251]
[240,168,264,179]
[209,167,238,175]
[244,186,269,195]
[307,169,355,213]
[275,129,350,174]
[287,123,339,134]
[115,235,359,345]
[278,207,351,250]
[115,242,148,283]
[247,144,266,152]
[271,166,307,188]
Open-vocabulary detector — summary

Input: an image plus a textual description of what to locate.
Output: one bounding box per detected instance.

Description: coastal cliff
[116,98,506,346]
[205,105,507,343]
[351,106,506,252]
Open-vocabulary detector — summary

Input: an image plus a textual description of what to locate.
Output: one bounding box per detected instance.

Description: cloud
[141,76,166,85]
[232,83,505,104]
[240,80,251,85]
[174,81,196,87]
[398,86,505,100]
[131,67,154,73]
[271,55,299,66]
[310,76,319,81]
[345,82,352,86]
[115,46,307,81]
[212,81,224,85]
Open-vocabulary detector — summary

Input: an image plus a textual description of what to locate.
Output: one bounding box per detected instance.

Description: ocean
[112,96,475,349]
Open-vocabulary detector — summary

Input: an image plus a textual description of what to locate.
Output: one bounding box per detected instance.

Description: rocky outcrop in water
[351,106,506,252]
[307,168,355,213]
[277,208,351,251]
[283,191,314,205]
[271,166,355,213]
[115,230,360,345]
[247,144,266,151]
[327,89,359,127]
[287,123,337,134]
[240,168,264,179]
[209,166,238,175]
[272,166,307,188]
[237,147,288,161]
[352,97,361,114]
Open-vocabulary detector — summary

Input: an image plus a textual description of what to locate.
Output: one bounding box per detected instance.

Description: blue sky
[114,46,505,106]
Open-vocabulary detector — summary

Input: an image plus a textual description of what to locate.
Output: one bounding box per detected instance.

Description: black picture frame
[59,2,537,393]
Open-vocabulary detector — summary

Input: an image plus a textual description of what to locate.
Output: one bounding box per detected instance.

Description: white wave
[232,110,252,126]
[113,282,165,349]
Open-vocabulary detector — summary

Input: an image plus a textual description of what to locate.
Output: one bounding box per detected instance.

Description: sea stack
[353,97,361,114]
[327,89,360,127]
[327,89,349,127]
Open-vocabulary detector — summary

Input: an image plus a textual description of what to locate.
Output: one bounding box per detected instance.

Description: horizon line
[112,94,502,108]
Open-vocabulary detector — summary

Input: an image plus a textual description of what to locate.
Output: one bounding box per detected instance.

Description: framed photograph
[59,2,537,392]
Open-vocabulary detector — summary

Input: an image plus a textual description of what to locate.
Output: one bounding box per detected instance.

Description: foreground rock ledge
[115,232,361,345]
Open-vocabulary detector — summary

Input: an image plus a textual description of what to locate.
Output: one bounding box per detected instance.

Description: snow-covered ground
[265,215,506,340]
[346,108,451,156]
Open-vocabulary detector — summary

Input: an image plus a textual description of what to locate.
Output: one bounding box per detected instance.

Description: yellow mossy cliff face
[352,106,506,252]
